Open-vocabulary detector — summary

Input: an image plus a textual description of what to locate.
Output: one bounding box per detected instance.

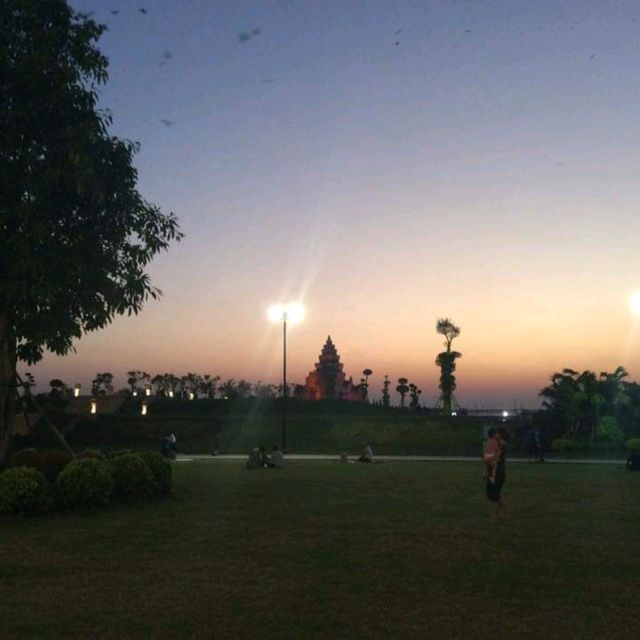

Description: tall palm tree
[397,377,409,408]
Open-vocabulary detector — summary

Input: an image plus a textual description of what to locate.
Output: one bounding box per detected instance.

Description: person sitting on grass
[358,444,374,463]
[269,445,284,469]
[626,450,640,471]
[259,446,270,467]
[246,448,264,469]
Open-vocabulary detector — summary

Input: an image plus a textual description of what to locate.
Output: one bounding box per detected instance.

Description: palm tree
[409,383,422,410]
[396,377,409,408]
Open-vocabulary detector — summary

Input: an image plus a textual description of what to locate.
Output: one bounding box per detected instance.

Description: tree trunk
[0,313,17,466]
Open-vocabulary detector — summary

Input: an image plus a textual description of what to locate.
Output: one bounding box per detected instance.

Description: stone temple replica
[298,336,366,401]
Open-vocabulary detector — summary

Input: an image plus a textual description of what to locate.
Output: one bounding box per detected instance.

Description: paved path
[176,454,626,465]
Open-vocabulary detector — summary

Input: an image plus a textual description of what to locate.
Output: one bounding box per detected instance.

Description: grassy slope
[66,401,488,456]
[1,461,638,639]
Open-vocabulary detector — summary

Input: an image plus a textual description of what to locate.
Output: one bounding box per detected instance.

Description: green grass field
[1,461,638,639]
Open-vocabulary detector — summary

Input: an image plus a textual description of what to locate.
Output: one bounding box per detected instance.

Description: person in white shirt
[358,444,373,463]
[269,446,284,469]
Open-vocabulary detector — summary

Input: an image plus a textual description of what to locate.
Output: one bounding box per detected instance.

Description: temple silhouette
[298,336,366,401]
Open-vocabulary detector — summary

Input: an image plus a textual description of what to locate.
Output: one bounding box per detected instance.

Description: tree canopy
[0,1,183,462]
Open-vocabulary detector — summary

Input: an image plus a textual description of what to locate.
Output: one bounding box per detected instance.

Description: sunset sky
[25,0,640,407]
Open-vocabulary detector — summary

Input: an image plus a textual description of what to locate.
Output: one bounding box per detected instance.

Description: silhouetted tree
[219,379,237,399]
[396,378,409,408]
[362,368,373,400]
[237,380,252,399]
[91,373,114,396]
[49,379,68,396]
[151,374,165,395]
[201,374,220,399]
[0,2,182,463]
[436,318,462,415]
[382,375,391,407]
[409,383,422,410]
[539,366,629,440]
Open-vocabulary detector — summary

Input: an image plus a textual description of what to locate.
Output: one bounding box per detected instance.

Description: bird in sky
[238,31,251,43]
[139,8,147,15]
[110,9,119,15]
[163,50,173,60]
[394,28,402,36]
[251,28,261,36]
[160,119,174,127]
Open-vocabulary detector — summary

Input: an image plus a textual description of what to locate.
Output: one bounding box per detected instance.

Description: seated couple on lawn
[246,446,284,469]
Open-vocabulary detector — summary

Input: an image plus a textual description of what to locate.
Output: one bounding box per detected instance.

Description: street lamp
[267,302,305,450]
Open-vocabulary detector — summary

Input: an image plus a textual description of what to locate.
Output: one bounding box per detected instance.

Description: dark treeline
[536,366,640,445]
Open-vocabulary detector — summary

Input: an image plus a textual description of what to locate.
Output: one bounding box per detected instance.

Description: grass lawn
[1,461,639,639]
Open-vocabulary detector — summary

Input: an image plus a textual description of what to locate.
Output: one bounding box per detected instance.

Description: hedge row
[551,438,640,453]
[0,450,172,516]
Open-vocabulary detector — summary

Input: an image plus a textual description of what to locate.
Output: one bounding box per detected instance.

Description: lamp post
[268,302,304,450]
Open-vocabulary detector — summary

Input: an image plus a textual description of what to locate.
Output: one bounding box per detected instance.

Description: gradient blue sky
[27,0,640,407]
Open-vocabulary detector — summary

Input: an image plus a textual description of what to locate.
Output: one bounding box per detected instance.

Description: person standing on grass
[484,428,507,522]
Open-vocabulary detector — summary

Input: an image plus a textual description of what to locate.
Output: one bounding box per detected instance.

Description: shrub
[11,448,72,482]
[55,458,113,508]
[596,417,624,445]
[551,438,572,453]
[138,451,172,495]
[626,438,640,452]
[109,454,154,502]
[0,467,47,515]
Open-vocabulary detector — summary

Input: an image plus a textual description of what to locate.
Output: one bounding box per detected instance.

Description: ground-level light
[145,387,151,397]
[141,401,148,416]
[74,384,81,398]
[188,391,195,400]
[168,390,174,398]
[90,399,97,414]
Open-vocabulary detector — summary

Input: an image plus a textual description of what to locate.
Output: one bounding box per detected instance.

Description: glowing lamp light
[629,290,640,316]
[451,411,458,417]
[168,390,174,398]
[132,390,138,397]
[74,384,81,398]
[267,302,305,326]
[141,401,148,416]
[145,387,151,397]
[502,410,509,418]
[188,391,195,400]
[90,400,97,415]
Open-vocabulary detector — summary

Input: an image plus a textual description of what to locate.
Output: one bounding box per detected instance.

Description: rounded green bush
[596,417,624,445]
[0,467,47,515]
[626,438,640,452]
[551,438,572,453]
[138,451,172,495]
[12,448,72,482]
[109,454,154,502]
[55,458,113,508]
